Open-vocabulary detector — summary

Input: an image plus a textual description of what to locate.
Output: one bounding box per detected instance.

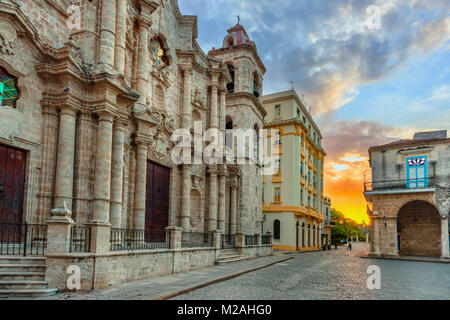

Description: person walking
[348,242,352,250]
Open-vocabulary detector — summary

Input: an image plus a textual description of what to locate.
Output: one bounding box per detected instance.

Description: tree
[330,209,367,243]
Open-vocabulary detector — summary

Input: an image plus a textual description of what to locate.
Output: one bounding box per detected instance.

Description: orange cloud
[320,120,411,223]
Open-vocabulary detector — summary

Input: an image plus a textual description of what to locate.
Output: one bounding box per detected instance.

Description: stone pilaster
[53,105,78,212]
[230,177,237,235]
[135,17,151,109]
[99,0,116,67]
[208,165,218,232]
[114,0,127,73]
[110,119,127,228]
[441,215,449,259]
[210,84,218,129]
[37,102,58,224]
[218,166,227,233]
[133,139,148,230]
[219,85,227,132]
[180,165,191,231]
[182,67,192,130]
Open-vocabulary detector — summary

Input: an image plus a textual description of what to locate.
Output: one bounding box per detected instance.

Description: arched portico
[397,200,441,257]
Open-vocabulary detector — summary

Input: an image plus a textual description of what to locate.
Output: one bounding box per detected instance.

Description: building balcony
[364,177,437,199]
[300,177,306,186]
[301,149,306,159]
[272,174,282,183]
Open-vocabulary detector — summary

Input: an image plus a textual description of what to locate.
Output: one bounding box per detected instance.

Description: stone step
[0,280,48,290]
[0,264,46,272]
[0,288,58,298]
[0,272,45,281]
[215,256,246,265]
[0,256,46,265]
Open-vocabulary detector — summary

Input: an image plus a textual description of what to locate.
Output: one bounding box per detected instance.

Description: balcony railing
[181,232,213,248]
[221,234,235,249]
[0,223,47,256]
[364,177,436,192]
[245,235,258,246]
[261,235,272,245]
[110,228,170,251]
[70,226,91,253]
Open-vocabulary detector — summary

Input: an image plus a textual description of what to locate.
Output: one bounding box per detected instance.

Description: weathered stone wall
[398,201,441,257]
[46,245,270,290]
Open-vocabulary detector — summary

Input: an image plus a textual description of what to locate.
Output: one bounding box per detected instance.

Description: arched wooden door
[145,161,170,242]
[0,144,26,241]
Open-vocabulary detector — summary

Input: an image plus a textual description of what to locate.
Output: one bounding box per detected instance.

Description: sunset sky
[179,0,450,223]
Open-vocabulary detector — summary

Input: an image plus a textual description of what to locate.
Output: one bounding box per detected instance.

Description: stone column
[230,177,237,235]
[180,67,192,231]
[208,165,218,232]
[53,105,78,211]
[135,17,150,108]
[91,111,116,223]
[180,165,191,231]
[133,140,148,230]
[441,215,449,259]
[88,110,116,253]
[37,102,58,224]
[114,0,127,73]
[99,0,116,67]
[218,167,227,233]
[110,119,127,228]
[219,87,226,132]
[210,84,218,129]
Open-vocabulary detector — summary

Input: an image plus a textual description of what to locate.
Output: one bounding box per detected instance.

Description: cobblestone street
[174,244,450,300]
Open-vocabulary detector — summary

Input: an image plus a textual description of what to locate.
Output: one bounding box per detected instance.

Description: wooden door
[145,161,170,242]
[0,144,26,241]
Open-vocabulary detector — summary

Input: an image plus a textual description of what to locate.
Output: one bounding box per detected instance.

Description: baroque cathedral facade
[0,0,270,292]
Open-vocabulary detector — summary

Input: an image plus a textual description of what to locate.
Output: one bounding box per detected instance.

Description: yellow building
[262,90,326,251]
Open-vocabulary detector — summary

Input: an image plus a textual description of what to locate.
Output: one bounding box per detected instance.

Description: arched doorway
[397,200,441,257]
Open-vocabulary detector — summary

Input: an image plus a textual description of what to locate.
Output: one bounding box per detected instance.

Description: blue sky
[178,0,449,221]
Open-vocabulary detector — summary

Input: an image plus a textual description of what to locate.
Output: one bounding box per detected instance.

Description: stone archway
[398,200,441,257]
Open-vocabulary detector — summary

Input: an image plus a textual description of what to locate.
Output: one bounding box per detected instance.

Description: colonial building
[261,90,326,251]
[364,130,450,259]
[321,196,333,248]
[0,0,271,296]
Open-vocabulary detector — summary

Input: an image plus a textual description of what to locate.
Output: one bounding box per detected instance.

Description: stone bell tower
[208,21,267,235]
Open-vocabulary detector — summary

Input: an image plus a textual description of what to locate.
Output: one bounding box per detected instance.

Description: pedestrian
[334,242,337,250]
[348,242,352,250]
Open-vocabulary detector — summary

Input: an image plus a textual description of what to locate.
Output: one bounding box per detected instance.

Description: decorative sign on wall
[407,158,425,166]
[150,40,165,68]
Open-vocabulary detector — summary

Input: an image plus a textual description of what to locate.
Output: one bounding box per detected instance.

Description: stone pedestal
[86,222,111,254]
[212,230,222,250]
[46,207,74,254]
[235,233,245,248]
[256,233,262,246]
[166,226,182,250]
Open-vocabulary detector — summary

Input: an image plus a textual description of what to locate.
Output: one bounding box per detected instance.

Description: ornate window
[0,67,19,108]
[150,39,168,68]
